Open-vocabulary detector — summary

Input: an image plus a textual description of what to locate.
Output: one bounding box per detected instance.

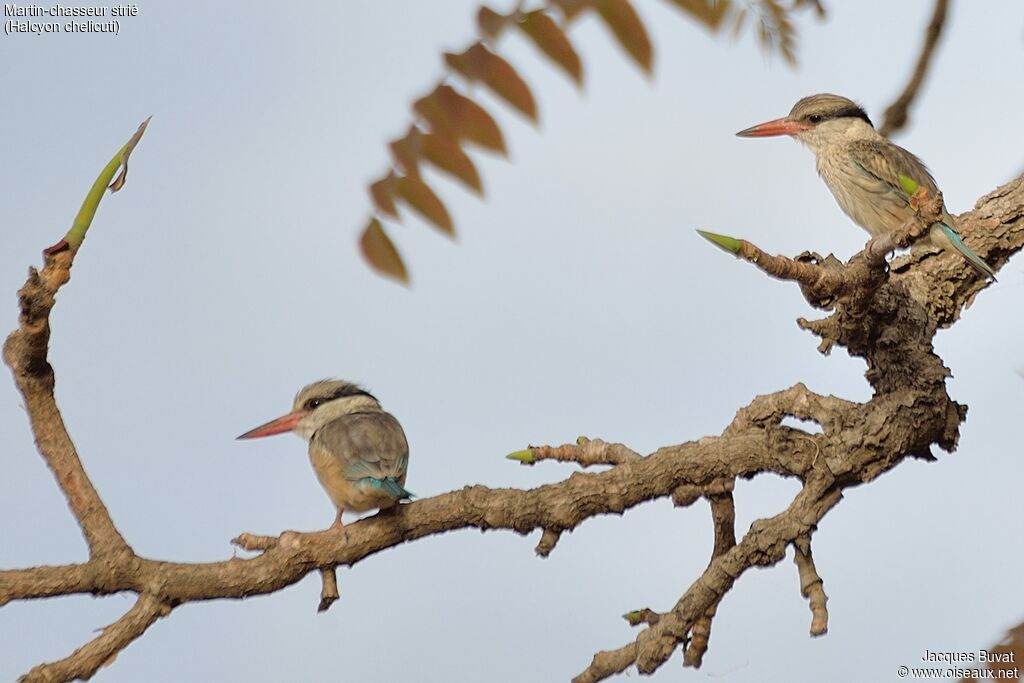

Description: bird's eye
[808,114,823,124]
[306,398,323,410]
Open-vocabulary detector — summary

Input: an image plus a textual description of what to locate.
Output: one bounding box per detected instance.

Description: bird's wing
[313,411,409,483]
[846,139,939,197]
[847,140,995,278]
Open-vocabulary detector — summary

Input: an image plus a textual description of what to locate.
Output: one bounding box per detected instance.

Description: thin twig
[19,594,170,683]
[879,0,950,137]
[535,528,562,557]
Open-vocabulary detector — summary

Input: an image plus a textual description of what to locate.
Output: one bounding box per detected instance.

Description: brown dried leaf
[517,10,583,85]
[779,37,796,65]
[730,6,748,39]
[552,0,594,22]
[422,133,483,194]
[774,10,797,64]
[360,218,409,284]
[413,84,506,154]
[445,43,538,122]
[756,14,771,51]
[369,173,400,220]
[595,0,653,74]
[754,0,797,65]
[793,0,826,17]
[477,5,509,40]
[389,126,423,177]
[663,0,731,31]
[396,175,455,236]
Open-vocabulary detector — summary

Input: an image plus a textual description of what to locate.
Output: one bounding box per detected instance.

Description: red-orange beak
[237,411,305,439]
[735,116,809,138]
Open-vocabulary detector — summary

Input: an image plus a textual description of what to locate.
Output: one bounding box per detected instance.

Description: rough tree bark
[2,124,1021,680]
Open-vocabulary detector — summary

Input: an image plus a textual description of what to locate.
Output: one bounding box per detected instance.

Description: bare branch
[574,480,844,682]
[318,567,339,613]
[683,490,737,668]
[19,593,170,683]
[4,234,131,563]
[508,438,642,467]
[0,564,93,605]
[3,120,149,563]
[793,536,829,636]
[535,528,562,557]
[231,532,280,552]
[879,0,949,137]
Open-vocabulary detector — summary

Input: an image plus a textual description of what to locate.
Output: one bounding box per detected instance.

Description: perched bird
[736,93,995,279]
[238,379,411,529]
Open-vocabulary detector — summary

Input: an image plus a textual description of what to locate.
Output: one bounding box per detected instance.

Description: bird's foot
[330,512,350,543]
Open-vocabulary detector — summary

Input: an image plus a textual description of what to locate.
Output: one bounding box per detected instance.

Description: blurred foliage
[358,0,826,283]
[961,622,1024,682]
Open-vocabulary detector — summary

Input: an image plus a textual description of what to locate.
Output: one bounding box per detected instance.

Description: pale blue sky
[2,2,1023,681]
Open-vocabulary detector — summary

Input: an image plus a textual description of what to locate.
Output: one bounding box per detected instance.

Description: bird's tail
[374,476,414,501]
[936,222,996,281]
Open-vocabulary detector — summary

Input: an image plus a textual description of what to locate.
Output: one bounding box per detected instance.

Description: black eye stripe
[329,387,372,401]
[803,108,872,126]
[305,387,376,410]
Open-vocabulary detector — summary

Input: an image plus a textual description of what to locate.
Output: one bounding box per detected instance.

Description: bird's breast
[816,151,911,236]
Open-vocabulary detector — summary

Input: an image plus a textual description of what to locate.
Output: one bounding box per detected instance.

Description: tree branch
[19,593,171,683]
[318,567,339,613]
[879,0,950,137]
[575,479,843,682]
[3,254,133,560]
[793,535,829,636]
[507,437,641,466]
[682,489,736,668]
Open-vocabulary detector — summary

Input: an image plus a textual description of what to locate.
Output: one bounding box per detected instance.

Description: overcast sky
[2,2,1023,681]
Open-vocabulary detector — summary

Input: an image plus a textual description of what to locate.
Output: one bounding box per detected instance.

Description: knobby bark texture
[2,175,1022,681]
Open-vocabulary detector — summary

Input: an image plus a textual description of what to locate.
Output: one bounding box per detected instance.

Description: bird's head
[736,93,874,152]
[237,379,380,441]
